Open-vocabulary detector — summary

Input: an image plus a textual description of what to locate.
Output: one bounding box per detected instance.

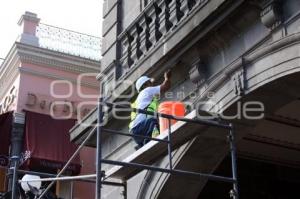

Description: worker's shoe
[134,144,142,150]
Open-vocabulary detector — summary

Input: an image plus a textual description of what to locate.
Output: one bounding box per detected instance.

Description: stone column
[7,112,25,194]
[101,0,123,80]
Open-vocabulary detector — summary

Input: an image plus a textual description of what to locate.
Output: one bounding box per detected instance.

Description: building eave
[15,42,101,74]
[0,44,20,99]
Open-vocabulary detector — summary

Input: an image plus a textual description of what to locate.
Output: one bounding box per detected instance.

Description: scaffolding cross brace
[17,97,239,199]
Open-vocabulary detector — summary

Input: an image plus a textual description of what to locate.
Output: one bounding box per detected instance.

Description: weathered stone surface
[101,24,118,55]
[102,6,118,37]
[122,0,141,30]
[70,0,300,198]
[101,44,117,71]
[103,0,118,17]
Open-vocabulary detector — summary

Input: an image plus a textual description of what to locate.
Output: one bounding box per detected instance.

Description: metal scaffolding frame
[16,97,239,199]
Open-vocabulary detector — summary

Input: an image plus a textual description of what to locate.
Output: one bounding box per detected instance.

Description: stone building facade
[71,0,300,198]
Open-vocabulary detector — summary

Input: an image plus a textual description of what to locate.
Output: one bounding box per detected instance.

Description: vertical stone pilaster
[101,0,123,80]
[115,0,124,79]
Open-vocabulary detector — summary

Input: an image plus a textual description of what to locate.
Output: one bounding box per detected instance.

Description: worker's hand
[164,69,171,80]
[161,69,172,93]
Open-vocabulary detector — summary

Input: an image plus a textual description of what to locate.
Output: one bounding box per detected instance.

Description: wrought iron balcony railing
[118,0,209,78]
[36,23,101,61]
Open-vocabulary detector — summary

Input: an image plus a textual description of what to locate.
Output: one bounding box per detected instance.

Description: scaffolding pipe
[18,174,125,187]
[18,169,125,188]
[122,181,127,199]
[105,102,231,129]
[18,169,95,183]
[229,124,239,199]
[11,156,19,199]
[24,98,238,199]
[19,174,96,183]
[167,118,173,170]
[70,181,74,199]
[101,181,126,187]
[38,125,97,199]
[102,159,236,183]
[96,97,104,199]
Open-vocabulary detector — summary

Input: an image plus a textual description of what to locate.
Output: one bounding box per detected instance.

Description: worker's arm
[160,70,171,94]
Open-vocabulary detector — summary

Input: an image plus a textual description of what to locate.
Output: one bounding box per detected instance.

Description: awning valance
[0,112,12,167]
[23,111,81,175]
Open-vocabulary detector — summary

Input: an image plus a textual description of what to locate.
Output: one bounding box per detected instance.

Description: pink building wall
[0,12,101,198]
[16,63,98,198]
[73,147,96,199]
[17,63,98,119]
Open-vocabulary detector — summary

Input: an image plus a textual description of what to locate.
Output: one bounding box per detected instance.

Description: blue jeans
[131,118,159,147]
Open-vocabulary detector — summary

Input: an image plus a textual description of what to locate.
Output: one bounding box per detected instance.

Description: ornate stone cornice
[19,67,99,89]
[0,44,20,99]
[16,42,101,74]
[260,0,282,29]
[0,42,100,99]
[194,31,300,103]
[0,68,19,101]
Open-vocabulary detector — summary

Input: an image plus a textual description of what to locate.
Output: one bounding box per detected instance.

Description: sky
[0,0,103,59]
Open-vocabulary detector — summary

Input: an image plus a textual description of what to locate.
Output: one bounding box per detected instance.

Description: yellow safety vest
[129,97,159,129]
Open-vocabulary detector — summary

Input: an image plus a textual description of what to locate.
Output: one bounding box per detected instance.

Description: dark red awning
[23,111,81,175]
[0,112,12,167]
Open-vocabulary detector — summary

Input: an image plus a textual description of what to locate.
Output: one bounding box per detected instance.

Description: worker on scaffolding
[129,70,172,149]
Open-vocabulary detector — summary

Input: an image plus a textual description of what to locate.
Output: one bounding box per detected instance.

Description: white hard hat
[136,76,151,92]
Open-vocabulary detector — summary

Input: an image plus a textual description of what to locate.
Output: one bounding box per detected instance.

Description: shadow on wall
[198,156,300,199]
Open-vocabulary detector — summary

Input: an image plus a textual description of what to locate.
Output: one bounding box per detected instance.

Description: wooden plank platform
[104,110,228,180]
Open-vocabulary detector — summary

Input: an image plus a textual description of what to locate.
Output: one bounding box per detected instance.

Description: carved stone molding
[0,42,100,99]
[260,0,282,30]
[189,58,206,86]
[232,70,245,96]
[17,43,100,74]
[117,0,211,79]
[0,53,20,99]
